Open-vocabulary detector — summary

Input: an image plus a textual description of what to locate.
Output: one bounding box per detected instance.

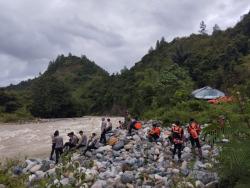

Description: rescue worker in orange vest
[128,117,141,135]
[188,118,203,159]
[148,123,161,142]
[171,120,184,161]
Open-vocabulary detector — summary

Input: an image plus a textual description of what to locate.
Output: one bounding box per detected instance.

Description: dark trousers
[128,123,136,134]
[76,144,86,149]
[100,131,106,144]
[64,142,76,149]
[55,147,63,164]
[84,144,97,154]
[148,134,159,142]
[173,143,182,159]
[50,143,56,160]
[190,137,201,148]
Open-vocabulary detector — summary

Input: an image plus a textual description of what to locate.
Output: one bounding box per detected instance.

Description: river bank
[0,116,123,160]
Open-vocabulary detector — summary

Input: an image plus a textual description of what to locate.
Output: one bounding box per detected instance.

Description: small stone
[28,174,36,182]
[205,181,218,188]
[91,180,107,188]
[221,139,229,143]
[120,172,135,184]
[35,171,45,179]
[132,135,141,142]
[60,178,69,186]
[183,147,191,153]
[195,180,205,188]
[172,169,179,174]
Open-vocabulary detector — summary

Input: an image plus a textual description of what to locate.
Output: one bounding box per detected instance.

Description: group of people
[171,118,203,162]
[50,115,203,164]
[50,130,98,164]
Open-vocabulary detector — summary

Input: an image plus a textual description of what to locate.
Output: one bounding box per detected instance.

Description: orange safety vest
[149,127,161,136]
[134,122,142,129]
[172,126,183,144]
[188,122,201,139]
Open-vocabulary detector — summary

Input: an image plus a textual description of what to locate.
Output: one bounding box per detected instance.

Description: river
[0,116,123,160]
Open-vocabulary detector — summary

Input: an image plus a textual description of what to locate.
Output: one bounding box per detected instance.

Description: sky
[0,0,250,87]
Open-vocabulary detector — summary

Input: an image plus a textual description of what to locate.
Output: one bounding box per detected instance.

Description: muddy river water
[0,116,123,160]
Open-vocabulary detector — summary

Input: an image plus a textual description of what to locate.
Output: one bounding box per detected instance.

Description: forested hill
[1,11,250,120]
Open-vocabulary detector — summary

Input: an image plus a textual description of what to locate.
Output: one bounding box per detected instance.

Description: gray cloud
[0,0,249,86]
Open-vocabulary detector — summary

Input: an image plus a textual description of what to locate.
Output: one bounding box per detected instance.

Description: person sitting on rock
[54,130,63,164]
[106,118,113,132]
[64,132,78,150]
[188,118,202,159]
[148,123,161,142]
[100,117,107,144]
[171,120,184,162]
[83,133,98,155]
[76,130,88,149]
[128,117,142,135]
[117,120,123,129]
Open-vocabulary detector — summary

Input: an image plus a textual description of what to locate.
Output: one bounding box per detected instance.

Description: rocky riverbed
[8,120,223,188]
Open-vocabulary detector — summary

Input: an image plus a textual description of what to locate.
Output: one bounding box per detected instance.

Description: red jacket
[149,127,161,136]
[188,122,201,139]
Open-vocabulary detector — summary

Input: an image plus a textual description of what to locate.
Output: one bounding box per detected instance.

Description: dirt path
[0,116,123,160]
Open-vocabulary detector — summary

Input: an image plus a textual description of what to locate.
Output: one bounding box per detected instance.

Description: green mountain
[2,11,250,120]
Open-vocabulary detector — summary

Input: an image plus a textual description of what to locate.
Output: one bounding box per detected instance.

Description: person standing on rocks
[106,118,113,132]
[76,130,88,149]
[100,117,107,144]
[49,130,57,160]
[54,130,63,164]
[171,120,184,162]
[188,118,203,159]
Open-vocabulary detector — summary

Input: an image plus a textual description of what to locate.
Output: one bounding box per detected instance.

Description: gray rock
[195,180,205,188]
[205,181,218,188]
[91,180,107,188]
[29,164,42,173]
[191,170,218,184]
[133,135,141,142]
[113,141,125,151]
[96,153,103,159]
[40,161,51,172]
[35,171,45,179]
[0,184,6,188]
[13,166,23,175]
[121,172,135,184]
[60,178,69,186]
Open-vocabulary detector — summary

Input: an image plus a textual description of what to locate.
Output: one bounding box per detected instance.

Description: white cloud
[0,0,249,86]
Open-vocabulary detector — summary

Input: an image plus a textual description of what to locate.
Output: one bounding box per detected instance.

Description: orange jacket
[188,122,201,139]
[149,127,161,136]
[172,126,184,143]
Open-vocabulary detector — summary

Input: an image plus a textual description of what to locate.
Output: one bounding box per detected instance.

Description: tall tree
[199,20,207,35]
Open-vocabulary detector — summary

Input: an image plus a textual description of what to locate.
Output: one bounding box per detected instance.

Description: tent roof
[192,86,225,99]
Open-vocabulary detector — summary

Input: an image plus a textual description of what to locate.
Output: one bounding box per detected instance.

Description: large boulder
[113,141,125,151]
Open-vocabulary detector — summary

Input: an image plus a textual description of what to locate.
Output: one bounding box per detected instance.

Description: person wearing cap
[54,130,63,164]
[100,117,107,144]
[148,123,161,142]
[76,130,88,149]
[64,132,79,150]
